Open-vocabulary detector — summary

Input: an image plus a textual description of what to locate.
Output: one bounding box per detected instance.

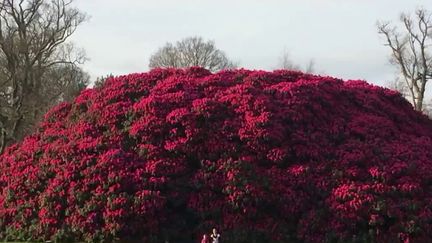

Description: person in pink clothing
[201,234,209,243]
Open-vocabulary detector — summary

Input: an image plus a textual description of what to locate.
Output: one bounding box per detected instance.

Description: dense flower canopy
[1,67,432,242]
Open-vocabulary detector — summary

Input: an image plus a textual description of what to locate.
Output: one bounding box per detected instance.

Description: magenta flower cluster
[1,67,432,242]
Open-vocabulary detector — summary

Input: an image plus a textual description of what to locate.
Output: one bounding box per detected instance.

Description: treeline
[0,0,89,153]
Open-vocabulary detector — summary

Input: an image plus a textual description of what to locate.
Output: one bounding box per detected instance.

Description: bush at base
[1,67,432,242]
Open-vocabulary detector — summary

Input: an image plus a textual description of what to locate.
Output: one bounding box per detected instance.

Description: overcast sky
[71,0,432,87]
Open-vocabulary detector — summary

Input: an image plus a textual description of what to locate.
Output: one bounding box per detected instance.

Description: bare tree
[43,63,89,102]
[278,50,316,73]
[422,101,432,117]
[149,36,236,72]
[278,50,300,71]
[386,75,410,98]
[93,73,114,88]
[305,59,316,74]
[378,8,432,112]
[0,0,89,153]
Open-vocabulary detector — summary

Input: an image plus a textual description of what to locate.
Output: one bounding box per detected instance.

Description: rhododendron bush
[1,67,432,242]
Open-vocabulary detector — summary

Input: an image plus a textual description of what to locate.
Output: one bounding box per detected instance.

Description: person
[200,234,209,243]
[210,228,221,243]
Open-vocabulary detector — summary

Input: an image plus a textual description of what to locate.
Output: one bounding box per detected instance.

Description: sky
[71,0,432,88]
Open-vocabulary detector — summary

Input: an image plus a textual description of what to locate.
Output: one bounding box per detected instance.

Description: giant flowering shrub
[1,67,432,242]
